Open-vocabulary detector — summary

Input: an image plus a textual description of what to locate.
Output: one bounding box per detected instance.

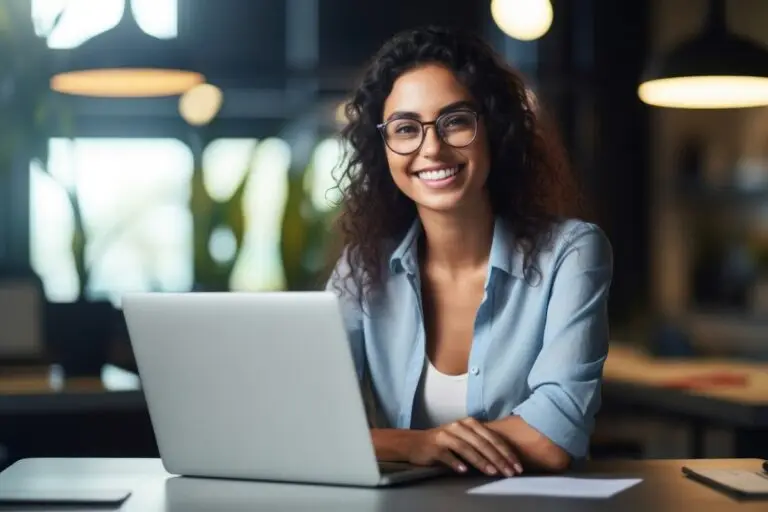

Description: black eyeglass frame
[376,109,481,155]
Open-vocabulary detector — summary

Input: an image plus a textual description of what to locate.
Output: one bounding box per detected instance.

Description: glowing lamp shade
[179,83,223,126]
[52,68,203,98]
[639,0,768,109]
[50,3,204,97]
[491,0,553,42]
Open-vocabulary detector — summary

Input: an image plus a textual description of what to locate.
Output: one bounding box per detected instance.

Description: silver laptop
[121,291,447,487]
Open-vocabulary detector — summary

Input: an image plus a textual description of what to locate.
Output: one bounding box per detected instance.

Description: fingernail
[514,463,523,474]
[503,467,514,477]
[486,466,497,475]
[458,464,467,472]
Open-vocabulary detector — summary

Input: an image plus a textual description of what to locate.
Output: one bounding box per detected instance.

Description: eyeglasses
[376,109,479,155]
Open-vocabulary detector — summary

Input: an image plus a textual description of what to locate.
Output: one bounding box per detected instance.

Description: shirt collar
[388,220,422,275]
[388,217,525,279]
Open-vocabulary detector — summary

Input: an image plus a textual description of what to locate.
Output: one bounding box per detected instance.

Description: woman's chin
[413,190,478,214]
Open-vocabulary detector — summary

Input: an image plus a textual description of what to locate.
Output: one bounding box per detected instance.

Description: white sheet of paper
[468,476,642,498]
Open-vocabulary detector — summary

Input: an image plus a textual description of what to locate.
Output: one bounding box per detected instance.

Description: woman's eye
[392,123,419,135]
[443,114,471,127]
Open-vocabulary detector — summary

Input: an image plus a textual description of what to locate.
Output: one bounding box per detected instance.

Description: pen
[763,460,768,473]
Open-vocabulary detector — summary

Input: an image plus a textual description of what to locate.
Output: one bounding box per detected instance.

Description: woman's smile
[413,163,467,189]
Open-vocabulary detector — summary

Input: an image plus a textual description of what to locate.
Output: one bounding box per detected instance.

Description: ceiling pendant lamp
[638,0,768,109]
[50,0,204,97]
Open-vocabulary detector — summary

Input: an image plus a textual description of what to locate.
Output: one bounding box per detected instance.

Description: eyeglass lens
[383,111,477,154]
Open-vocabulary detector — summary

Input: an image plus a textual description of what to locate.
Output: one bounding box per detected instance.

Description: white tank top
[411,359,468,429]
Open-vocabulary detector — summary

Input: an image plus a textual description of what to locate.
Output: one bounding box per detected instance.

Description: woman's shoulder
[544,217,613,272]
[506,217,612,279]
[549,218,610,247]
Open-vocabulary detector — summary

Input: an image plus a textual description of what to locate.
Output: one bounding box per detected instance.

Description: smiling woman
[327,26,613,477]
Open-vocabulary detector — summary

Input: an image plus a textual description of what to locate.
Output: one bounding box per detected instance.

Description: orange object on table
[661,372,749,390]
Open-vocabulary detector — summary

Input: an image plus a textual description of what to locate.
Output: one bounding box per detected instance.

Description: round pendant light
[50,1,204,97]
[638,0,768,109]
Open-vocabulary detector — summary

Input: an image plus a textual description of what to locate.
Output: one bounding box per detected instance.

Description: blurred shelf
[683,310,768,359]
[678,185,768,208]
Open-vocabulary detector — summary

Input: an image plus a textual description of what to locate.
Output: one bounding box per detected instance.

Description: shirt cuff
[511,389,590,459]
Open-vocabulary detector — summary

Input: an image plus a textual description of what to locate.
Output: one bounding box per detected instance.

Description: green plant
[0,0,59,174]
[190,139,252,291]
[280,157,339,291]
[0,2,106,300]
[0,1,77,279]
[1,2,135,300]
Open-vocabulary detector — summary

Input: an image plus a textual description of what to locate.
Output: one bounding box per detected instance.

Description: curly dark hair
[330,25,587,302]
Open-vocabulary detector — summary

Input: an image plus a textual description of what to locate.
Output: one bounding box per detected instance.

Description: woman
[326,26,613,477]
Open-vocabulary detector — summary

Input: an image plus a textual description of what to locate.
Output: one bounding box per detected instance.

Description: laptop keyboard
[378,462,421,474]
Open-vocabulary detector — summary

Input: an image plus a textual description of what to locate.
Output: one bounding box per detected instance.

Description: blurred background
[2,0,768,469]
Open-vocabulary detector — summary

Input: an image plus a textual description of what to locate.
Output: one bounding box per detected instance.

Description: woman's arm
[498,224,613,471]
[371,420,523,477]
[325,250,366,381]
[370,428,420,462]
[484,415,570,472]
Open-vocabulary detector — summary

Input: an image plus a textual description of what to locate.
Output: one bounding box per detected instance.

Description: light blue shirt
[326,217,613,460]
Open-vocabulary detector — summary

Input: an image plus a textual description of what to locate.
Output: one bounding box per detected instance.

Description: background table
[0,365,153,470]
[601,344,768,458]
[0,457,765,511]
[3,343,768,467]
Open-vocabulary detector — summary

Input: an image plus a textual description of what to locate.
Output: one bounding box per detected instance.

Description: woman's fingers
[459,418,523,474]
[436,449,468,474]
[446,421,514,476]
[435,429,496,475]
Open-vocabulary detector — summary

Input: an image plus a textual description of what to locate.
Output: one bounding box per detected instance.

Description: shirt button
[470,366,480,376]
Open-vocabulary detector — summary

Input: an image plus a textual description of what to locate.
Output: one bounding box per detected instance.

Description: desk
[0,364,143,414]
[601,344,768,458]
[0,457,765,511]
[3,347,768,463]
[603,344,768,426]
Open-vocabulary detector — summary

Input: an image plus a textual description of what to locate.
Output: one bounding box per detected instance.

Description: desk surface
[0,457,765,511]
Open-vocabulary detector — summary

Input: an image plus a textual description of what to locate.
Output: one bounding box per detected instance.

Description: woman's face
[381,63,491,214]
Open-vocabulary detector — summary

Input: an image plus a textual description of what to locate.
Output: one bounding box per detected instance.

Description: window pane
[30,138,193,306]
[131,0,177,39]
[201,139,256,203]
[32,0,177,49]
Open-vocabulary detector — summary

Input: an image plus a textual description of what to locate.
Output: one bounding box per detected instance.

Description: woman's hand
[408,417,523,477]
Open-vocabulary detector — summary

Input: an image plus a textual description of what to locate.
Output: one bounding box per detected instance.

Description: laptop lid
[122,292,381,486]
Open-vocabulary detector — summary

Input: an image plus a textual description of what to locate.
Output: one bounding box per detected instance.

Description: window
[30,136,343,302]
[32,0,177,48]
[30,138,193,305]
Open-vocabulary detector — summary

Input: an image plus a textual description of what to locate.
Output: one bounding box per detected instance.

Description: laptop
[121,291,448,487]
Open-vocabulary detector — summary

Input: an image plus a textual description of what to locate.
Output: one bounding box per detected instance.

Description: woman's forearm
[485,416,571,472]
[371,419,570,473]
[370,428,424,462]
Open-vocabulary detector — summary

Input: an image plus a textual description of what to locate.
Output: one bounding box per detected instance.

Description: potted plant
[0,1,117,377]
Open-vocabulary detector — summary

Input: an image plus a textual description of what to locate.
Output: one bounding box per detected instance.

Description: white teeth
[417,167,459,181]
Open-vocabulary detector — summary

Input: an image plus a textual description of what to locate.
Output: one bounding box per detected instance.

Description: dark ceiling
[48,0,497,132]
[176,0,491,86]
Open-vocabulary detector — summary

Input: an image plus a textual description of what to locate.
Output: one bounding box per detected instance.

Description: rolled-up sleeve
[325,250,366,383]
[512,224,613,459]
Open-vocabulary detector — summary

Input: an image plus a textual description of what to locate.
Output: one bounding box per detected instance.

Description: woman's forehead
[383,64,473,119]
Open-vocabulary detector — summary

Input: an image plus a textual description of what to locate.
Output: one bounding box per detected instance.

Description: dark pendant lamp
[638,0,768,109]
[50,1,204,97]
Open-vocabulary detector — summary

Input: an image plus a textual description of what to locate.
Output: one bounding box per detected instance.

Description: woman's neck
[417,199,494,277]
